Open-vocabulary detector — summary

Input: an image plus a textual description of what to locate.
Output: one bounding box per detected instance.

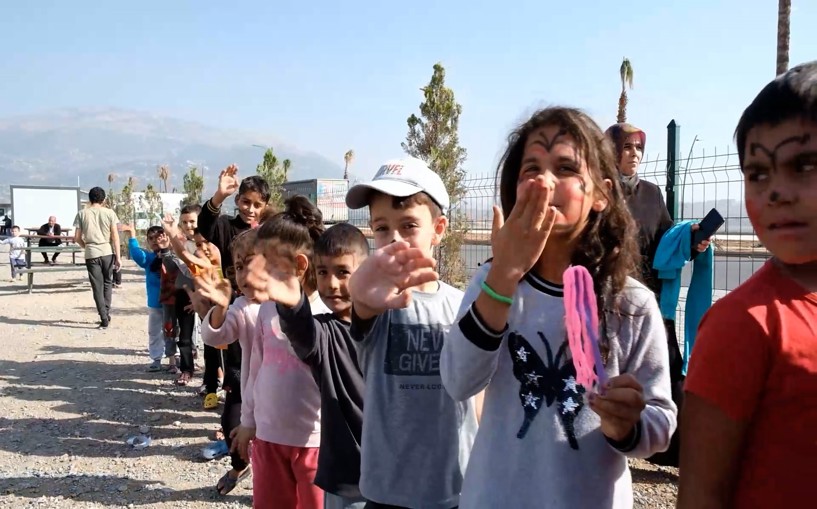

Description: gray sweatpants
[147,307,164,362]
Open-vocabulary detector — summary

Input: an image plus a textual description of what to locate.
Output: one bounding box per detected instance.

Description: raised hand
[184,285,215,318]
[193,270,232,309]
[214,164,239,205]
[348,241,438,318]
[162,213,180,238]
[487,176,557,294]
[244,254,302,307]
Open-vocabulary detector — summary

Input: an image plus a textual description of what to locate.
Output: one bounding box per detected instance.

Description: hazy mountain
[0,108,345,202]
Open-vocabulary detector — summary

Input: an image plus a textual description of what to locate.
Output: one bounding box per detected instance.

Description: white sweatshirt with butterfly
[440,263,676,509]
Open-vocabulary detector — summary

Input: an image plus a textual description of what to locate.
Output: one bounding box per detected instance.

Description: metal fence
[341,121,767,345]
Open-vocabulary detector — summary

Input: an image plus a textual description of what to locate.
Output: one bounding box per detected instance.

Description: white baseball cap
[345,157,450,215]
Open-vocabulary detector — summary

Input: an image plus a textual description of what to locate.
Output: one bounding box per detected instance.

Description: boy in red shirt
[678,61,817,508]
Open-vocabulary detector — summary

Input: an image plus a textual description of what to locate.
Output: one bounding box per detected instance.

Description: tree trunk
[776,0,791,76]
[617,92,628,124]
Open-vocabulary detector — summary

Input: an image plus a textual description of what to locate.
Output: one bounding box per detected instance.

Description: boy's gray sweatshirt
[440,264,676,509]
[351,282,478,509]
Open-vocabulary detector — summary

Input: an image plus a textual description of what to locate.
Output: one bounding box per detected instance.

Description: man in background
[37,215,62,265]
[74,187,120,329]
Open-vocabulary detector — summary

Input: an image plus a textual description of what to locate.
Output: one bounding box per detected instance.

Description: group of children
[120,62,816,509]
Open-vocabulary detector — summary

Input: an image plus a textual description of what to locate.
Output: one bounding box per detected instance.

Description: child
[195,229,258,496]
[223,195,326,508]
[122,224,169,372]
[197,165,269,407]
[247,222,369,509]
[677,62,817,509]
[344,157,478,508]
[1,226,26,282]
[163,211,219,386]
[436,107,676,508]
[158,204,203,377]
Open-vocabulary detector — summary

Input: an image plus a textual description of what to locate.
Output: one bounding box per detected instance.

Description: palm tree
[157,165,170,193]
[107,173,116,186]
[343,149,354,180]
[617,58,634,124]
[282,159,292,180]
[776,0,791,76]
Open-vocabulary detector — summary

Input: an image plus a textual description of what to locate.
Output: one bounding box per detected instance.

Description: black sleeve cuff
[277,291,306,319]
[206,198,221,214]
[458,304,507,352]
[350,306,376,342]
[605,420,642,453]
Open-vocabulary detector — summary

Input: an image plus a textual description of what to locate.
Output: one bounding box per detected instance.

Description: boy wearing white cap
[345,157,478,509]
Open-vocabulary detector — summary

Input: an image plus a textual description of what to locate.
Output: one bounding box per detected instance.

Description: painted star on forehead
[563,376,579,393]
[515,346,529,362]
[525,372,542,386]
[523,391,540,409]
[561,397,580,415]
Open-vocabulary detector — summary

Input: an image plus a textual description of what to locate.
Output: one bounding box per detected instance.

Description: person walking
[73,186,121,329]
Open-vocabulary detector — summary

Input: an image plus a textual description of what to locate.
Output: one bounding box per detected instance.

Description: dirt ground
[0,256,679,509]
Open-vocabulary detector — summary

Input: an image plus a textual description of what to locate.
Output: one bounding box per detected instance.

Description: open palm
[217,164,240,199]
[244,254,301,306]
[349,241,438,312]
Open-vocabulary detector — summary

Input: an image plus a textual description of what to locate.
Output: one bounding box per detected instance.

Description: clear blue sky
[1,0,815,179]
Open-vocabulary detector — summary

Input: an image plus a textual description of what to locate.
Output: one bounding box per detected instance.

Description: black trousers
[175,290,195,374]
[203,345,222,394]
[85,255,114,322]
[646,318,684,467]
[221,342,245,471]
[39,238,61,261]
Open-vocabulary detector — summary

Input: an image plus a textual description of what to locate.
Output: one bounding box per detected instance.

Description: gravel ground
[0,256,678,508]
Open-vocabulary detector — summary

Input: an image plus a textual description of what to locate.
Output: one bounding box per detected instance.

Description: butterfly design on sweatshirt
[508,331,586,450]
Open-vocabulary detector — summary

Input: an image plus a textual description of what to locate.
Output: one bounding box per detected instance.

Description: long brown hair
[497,107,640,313]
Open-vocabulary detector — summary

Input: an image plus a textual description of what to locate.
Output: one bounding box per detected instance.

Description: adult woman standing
[606,123,709,467]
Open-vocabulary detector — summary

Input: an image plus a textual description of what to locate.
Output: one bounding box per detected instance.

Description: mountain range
[0,108,345,203]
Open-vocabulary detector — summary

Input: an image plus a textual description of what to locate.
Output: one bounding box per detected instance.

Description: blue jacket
[129,238,161,309]
[652,221,714,375]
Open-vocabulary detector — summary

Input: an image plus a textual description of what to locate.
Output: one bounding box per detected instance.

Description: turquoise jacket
[652,221,714,375]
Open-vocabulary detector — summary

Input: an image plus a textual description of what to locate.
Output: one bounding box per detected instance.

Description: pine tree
[402,63,468,288]
[256,147,290,210]
[182,165,205,206]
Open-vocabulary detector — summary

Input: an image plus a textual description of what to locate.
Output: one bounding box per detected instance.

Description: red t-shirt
[685,260,817,508]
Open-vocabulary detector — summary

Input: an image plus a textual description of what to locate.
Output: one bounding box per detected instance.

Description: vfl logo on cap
[376,164,403,177]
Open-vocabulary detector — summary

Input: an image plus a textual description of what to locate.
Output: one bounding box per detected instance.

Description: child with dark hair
[344,157,478,508]
[216,196,326,508]
[247,222,369,508]
[437,107,675,508]
[678,61,817,509]
[74,186,121,329]
[121,224,169,372]
[194,229,259,496]
[161,208,215,385]
[197,165,270,408]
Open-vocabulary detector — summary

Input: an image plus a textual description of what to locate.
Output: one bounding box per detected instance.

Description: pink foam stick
[563,266,608,393]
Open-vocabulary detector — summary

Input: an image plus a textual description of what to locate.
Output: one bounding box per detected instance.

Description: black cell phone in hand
[693,208,725,247]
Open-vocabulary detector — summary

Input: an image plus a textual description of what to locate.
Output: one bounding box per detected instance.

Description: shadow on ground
[0,474,253,506]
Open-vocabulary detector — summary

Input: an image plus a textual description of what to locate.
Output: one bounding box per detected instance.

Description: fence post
[666,119,681,221]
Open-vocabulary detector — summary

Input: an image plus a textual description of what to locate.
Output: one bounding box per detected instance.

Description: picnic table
[24,227,73,236]
[19,245,85,294]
